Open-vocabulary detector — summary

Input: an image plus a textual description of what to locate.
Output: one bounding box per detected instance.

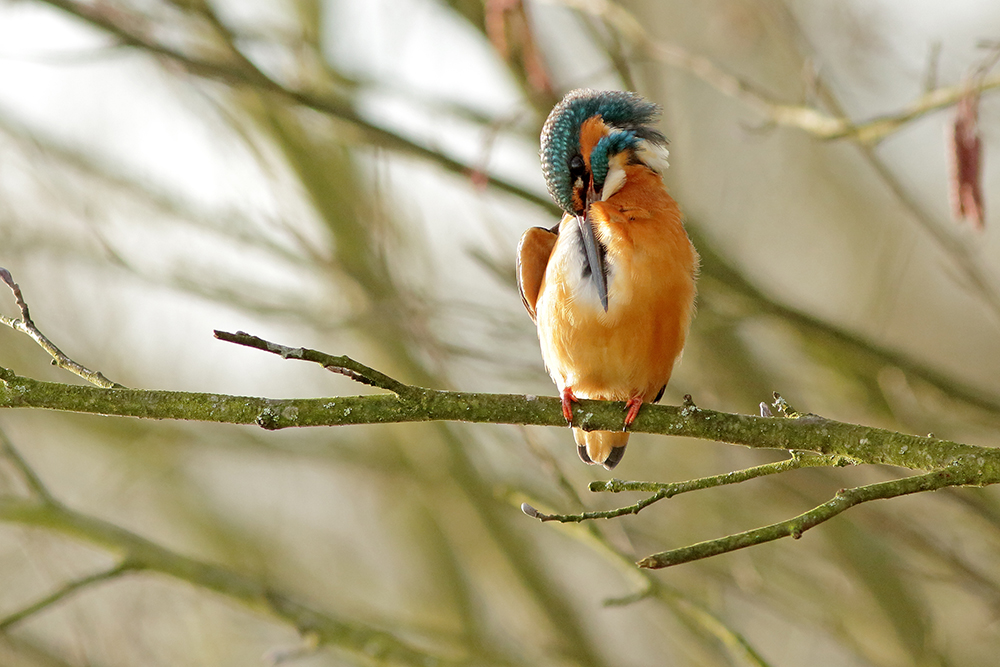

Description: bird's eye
[569,154,585,176]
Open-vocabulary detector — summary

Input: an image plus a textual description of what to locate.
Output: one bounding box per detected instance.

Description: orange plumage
[518,94,697,469]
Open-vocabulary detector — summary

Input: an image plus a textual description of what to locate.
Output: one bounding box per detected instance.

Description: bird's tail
[573,428,629,469]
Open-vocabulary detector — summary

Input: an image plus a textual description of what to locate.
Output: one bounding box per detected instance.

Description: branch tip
[520,502,540,518]
[771,392,799,418]
[0,267,29,321]
[588,479,616,493]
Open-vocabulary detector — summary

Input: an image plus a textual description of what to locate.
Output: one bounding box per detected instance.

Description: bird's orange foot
[561,386,579,424]
[623,396,643,431]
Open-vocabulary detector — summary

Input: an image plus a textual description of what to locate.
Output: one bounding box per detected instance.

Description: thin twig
[521,488,668,522]
[213,330,416,396]
[0,561,133,630]
[0,268,122,389]
[521,452,850,522]
[638,465,978,569]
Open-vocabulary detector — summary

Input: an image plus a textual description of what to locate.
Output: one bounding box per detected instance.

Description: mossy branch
[637,465,979,569]
[521,451,851,522]
[3,272,999,572]
[2,354,997,477]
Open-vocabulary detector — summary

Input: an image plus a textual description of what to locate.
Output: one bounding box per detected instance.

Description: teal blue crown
[540,89,665,213]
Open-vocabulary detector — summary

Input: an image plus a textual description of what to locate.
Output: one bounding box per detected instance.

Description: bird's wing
[516,226,558,322]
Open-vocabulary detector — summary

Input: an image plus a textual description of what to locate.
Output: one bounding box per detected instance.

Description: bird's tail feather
[573,429,629,469]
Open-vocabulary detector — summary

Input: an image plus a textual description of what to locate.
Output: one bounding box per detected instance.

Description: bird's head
[540,88,668,217]
[539,89,669,311]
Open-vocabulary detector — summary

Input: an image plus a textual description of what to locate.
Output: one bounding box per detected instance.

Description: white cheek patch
[635,139,669,174]
[600,151,628,200]
[599,139,669,202]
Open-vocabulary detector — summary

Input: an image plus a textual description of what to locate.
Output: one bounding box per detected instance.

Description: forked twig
[0,268,122,389]
[521,451,849,522]
[638,465,977,569]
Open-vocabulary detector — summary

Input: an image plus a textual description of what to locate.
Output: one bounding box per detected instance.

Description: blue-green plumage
[590,130,638,193]
[539,88,665,214]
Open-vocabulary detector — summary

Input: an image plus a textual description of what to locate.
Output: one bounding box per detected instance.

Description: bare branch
[2,271,998,582]
[637,465,978,569]
[213,330,415,396]
[2,345,999,479]
[0,268,122,389]
[522,452,850,522]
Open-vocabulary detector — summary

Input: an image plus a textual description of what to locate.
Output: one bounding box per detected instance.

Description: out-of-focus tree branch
[0,437,469,666]
[0,562,133,631]
[690,227,1000,418]
[37,0,553,209]
[560,0,1000,143]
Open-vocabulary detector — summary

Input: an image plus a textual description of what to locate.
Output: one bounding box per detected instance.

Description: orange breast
[534,167,697,402]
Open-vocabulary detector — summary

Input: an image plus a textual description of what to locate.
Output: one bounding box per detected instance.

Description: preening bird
[517,89,698,469]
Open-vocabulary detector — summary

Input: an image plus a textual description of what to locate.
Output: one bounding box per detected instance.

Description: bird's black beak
[576,180,608,311]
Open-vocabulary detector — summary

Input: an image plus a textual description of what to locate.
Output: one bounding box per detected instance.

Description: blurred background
[1,0,1000,665]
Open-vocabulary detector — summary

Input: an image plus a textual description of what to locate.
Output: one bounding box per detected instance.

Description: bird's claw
[561,386,579,423]
[623,396,643,431]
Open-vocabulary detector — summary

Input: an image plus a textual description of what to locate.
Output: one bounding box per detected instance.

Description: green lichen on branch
[522,452,850,523]
[637,465,980,569]
[3,320,999,577]
[2,363,999,479]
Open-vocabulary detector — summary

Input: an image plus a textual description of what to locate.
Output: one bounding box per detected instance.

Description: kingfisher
[517,89,698,469]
